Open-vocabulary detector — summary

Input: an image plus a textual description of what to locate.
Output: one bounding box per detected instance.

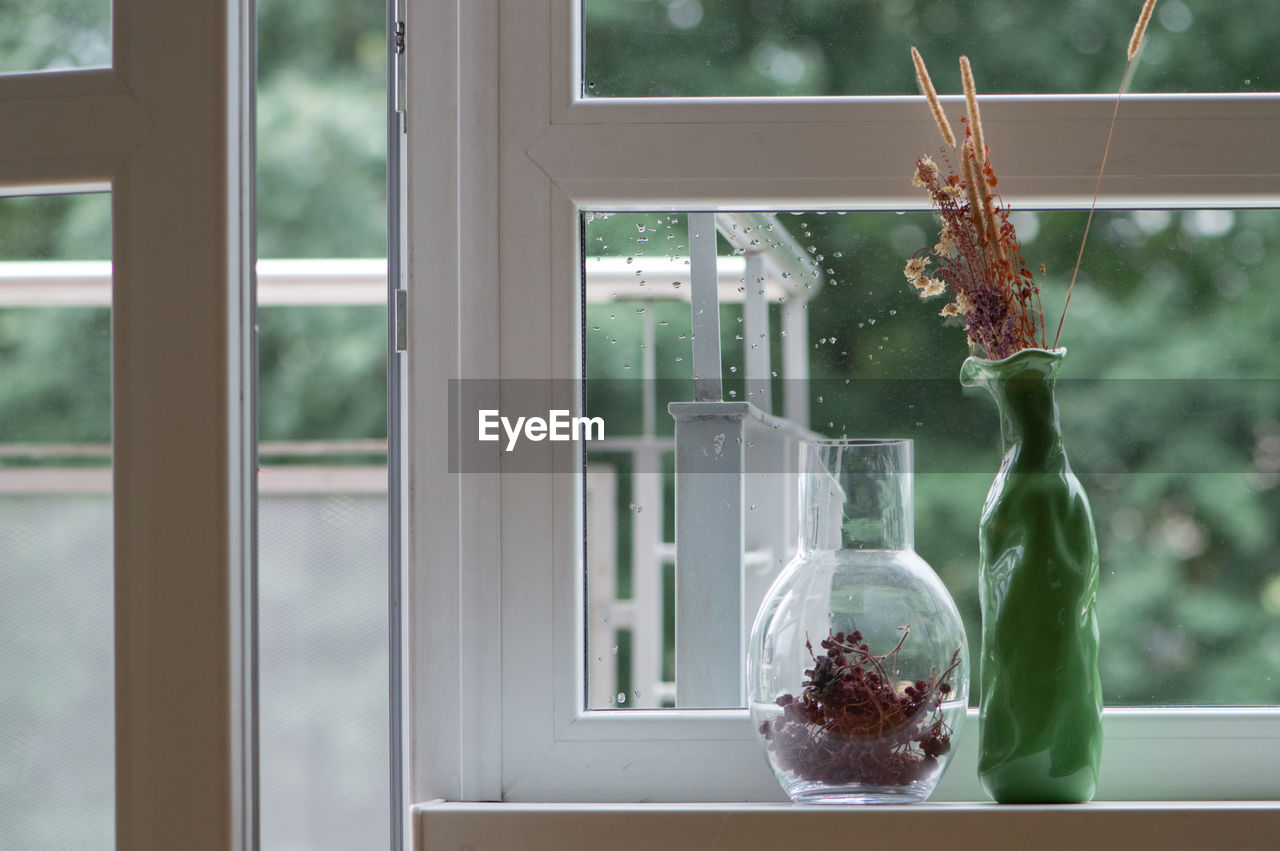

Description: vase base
[786,780,935,805]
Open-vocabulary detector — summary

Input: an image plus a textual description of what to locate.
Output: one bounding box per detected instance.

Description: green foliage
[257,305,387,444]
[584,0,1280,96]
[0,1,388,456]
[0,0,110,73]
[586,203,1280,707]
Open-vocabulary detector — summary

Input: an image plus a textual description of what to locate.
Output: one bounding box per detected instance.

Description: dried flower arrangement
[758,629,962,788]
[904,0,1160,359]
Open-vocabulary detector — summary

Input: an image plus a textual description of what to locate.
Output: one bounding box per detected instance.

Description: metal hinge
[393,3,406,124]
[394,289,408,352]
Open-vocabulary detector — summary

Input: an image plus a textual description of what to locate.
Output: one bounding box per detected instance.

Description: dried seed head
[959,56,986,167]
[1128,0,1159,61]
[904,256,930,279]
[912,154,940,188]
[911,46,957,149]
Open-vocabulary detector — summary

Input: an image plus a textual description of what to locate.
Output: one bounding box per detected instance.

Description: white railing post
[687,212,723,402]
[670,402,747,707]
[742,251,772,414]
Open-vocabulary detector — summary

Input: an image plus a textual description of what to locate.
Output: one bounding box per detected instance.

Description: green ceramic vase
[960,347,1102,804]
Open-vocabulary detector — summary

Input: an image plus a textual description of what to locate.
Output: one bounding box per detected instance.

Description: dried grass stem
[959,56,986,166]
[911,46,957,149]
[1128,0,1159,61]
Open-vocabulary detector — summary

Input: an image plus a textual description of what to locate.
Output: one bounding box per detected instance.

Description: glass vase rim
[963,346,1066,368]
[960,346,1067,389]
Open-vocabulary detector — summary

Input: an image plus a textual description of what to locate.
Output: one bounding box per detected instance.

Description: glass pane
[0,192,113,846]
[583,206,1280,709]
[256,0,390,845]
[583,0,1268,96]
[0,0,111,74]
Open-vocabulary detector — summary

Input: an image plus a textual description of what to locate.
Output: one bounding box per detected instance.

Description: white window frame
[406,0,1280,812]
[0,1,255,847]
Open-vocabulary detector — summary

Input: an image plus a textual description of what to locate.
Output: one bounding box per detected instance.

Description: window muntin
[584,207,1280,711]
[583,0,1271,97]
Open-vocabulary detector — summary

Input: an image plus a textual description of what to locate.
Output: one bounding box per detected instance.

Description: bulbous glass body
[748,439,969,804]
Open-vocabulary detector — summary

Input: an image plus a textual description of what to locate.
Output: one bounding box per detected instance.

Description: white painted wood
[112,1,256,846]
[0,258,387,306]
[416,799,1280,851]
[585,464,620,709]
[0,1,256,847]
[781,301,810,427]
[687,212,723,401]
[406,0,503,804]
[740,252,771,413]
[530,94,1280,209]
[0,2,255,847]
[669,403,746,707]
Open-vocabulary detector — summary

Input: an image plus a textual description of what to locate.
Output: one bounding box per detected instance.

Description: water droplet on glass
[625,256,633,264]
[629,502,643,513]
[729,365,737,373]
[728,390,737,398]
[671,280,682,289]
[636,224,647,233]
[750,504,757,511]
[817,396,824,404]
[635,307,645,314]
[622,363,631,370]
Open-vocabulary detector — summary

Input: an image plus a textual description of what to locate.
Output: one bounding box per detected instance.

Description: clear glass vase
[748,439,969,804]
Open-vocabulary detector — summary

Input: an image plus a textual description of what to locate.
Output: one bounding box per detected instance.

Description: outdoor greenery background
[580,0,1280,709]
[1,0,1279,846]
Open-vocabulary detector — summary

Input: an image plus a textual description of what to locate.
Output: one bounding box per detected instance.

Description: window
[407,0,1280,811]
[1,1,255,847]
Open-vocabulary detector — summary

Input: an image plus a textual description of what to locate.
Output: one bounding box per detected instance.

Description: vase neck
[962,351,1068,470]
[800,440,914,553]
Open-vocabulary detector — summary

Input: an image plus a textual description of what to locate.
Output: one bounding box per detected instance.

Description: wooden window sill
[415,800,1280,850]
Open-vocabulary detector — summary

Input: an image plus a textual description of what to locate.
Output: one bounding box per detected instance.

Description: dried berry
[760,628,961,788]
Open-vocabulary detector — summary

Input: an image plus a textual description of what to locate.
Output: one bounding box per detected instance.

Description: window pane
[255,0,390,845]
[0,0,110,74]
[583,0,1269,97]
[584,206,1280,709]
[0,192,113,847]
